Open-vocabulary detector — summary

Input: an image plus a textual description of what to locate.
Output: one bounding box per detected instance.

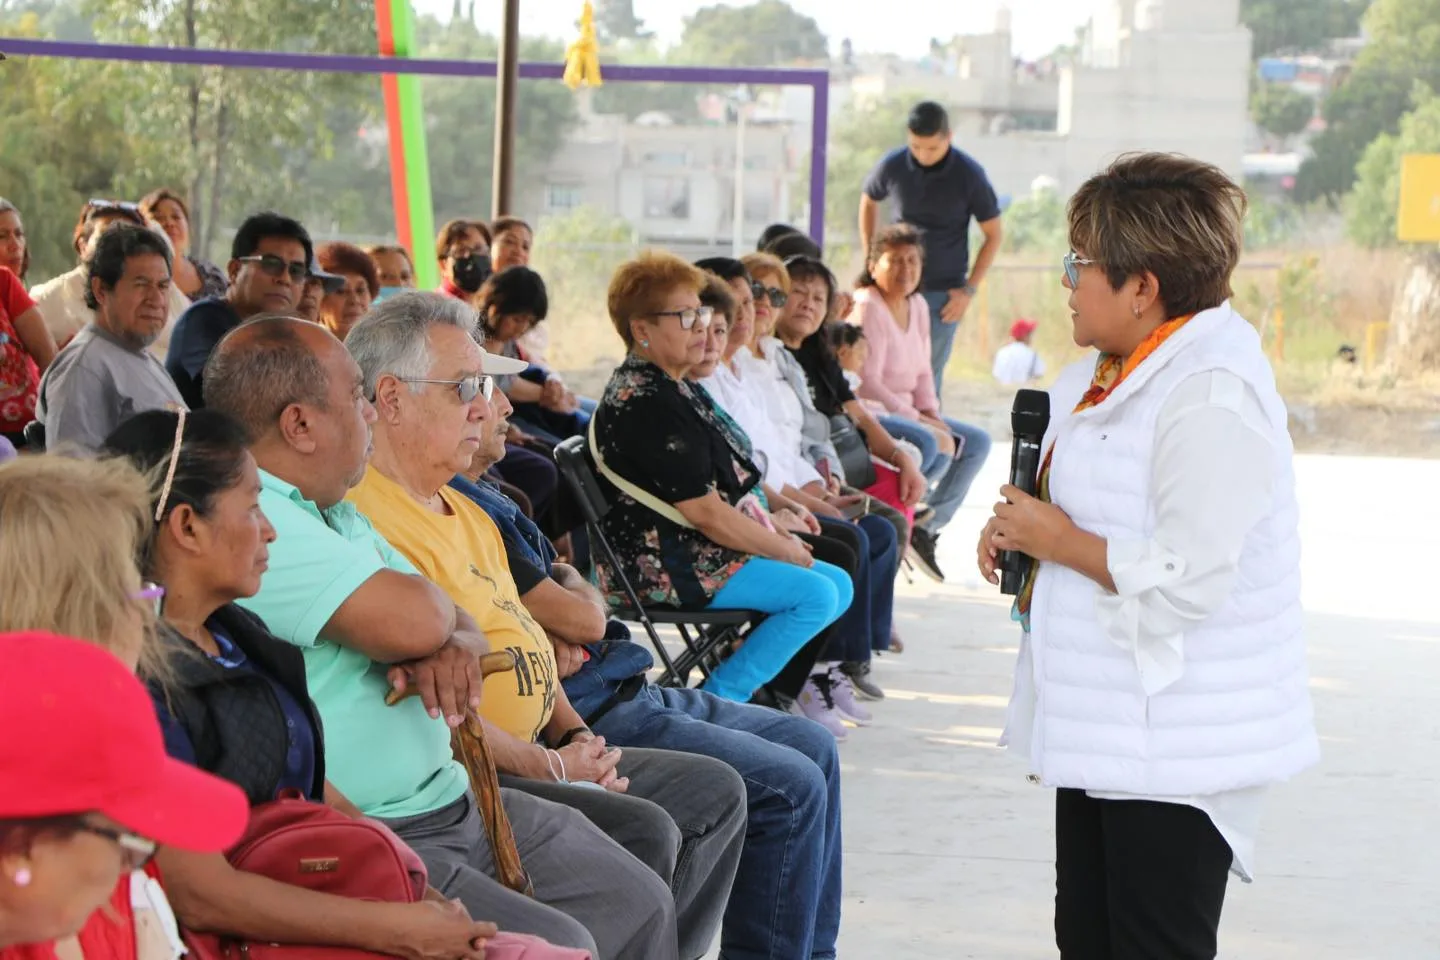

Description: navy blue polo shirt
[862,145,1001,292]
[165,297,243,409]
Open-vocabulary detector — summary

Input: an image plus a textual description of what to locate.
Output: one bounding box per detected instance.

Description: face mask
[452,253,492,294]
[374,286,407,303]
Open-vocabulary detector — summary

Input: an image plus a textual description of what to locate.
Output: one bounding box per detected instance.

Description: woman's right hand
[776,534,815,568]
[920,416,958,457]
[385,899,496,960]
[557,736,629,792]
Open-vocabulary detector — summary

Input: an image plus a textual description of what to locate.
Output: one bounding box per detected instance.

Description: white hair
[345,291,481,398]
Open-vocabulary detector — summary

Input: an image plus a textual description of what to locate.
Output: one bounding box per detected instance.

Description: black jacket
[155,603,326,805]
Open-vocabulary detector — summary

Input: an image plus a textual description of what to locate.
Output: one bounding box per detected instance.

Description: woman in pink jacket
[849,223,991,582]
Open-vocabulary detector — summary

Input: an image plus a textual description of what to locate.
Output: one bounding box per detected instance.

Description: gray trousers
[501,746,746,960]
[381,787,678,960]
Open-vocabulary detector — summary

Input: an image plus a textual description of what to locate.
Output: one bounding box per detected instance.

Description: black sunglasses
[750,281,788,308]
[87,198,141,215]
[237,254,309,284]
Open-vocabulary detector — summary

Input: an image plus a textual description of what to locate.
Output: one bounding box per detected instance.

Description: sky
[415,0,1096,61]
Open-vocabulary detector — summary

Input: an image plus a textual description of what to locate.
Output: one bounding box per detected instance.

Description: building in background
[538,91,797,258]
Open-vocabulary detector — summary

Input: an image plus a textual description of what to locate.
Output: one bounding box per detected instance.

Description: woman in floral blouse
[591,251,853,703]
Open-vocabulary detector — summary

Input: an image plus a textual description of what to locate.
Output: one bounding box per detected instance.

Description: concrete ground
[829,453,1440,960]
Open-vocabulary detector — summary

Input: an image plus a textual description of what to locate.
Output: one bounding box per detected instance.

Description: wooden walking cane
[386,649,533,896]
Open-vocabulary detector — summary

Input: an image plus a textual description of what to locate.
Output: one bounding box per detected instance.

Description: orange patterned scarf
[1013,314,1195,626]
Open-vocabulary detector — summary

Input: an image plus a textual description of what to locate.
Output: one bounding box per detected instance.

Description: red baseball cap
[1010,318,1038,340]
[0,631,248,852]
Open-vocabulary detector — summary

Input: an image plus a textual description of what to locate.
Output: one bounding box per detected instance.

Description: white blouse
[1010,367,1277,881]
[704,360,824,490]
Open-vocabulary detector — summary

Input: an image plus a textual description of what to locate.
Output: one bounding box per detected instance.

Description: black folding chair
[553,435,764,688]
[22,421,45,451]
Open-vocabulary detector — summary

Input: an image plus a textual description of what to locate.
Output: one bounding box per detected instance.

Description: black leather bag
[828,414,877,489]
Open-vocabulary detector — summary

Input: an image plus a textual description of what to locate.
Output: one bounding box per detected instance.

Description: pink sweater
[851,287,940,419]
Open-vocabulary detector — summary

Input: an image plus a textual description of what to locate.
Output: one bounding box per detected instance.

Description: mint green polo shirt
[236,469,468,819]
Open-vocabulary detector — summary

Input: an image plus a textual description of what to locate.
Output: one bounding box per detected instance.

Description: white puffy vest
[1018,302,1320,796]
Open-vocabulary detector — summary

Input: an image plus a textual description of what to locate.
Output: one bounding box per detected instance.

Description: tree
[594,0,651,43]
[84,0,382,259]
[1345,86,1440,248]
[0,10,141,280]
[674,1,828,68]
[806,91,916,270]
[1239,0,1365,59]
[1251,84,1315,139]
[1295,0,1440,202]
[412,19,579,226]
[528,206,636,369]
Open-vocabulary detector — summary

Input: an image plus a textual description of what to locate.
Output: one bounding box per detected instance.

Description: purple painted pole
[0,37,832,248]
[808,79,829,248]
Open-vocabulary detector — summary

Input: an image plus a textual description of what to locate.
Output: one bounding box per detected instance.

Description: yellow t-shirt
[346,466,558,743]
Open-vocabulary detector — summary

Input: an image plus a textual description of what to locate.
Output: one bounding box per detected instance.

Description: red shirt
[0,267,41,430]
[0,872,140,960]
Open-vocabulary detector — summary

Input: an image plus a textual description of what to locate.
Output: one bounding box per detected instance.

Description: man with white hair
[344,292,747,960]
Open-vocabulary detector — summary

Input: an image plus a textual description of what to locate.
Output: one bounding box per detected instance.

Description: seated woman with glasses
[591,251,853,703]
[101,408,512,959]
[0,454,248,960]
[30,199,191,354]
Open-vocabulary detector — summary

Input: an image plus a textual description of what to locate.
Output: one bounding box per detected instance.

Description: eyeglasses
[237,254,309,284]
[134,582,166,616]
[154,407,186,523]
[76,821,158,871]
[1063,251,1097,288]
[750,283,788,309]
[397,374,494,404]
[644,306,713,331]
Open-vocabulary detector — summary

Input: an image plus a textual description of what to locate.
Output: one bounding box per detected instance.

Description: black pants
[1055,788,1232,960]
[768,520,862,698]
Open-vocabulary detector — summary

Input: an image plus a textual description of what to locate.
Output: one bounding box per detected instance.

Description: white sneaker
[790,675,849,740]
[827,665,873,726]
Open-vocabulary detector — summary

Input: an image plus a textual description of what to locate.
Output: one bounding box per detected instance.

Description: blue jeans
[592,684,843,960]
[922,288,959,399]
[703,558,852,702]
[879,414,993,533]
[822,515,897,659]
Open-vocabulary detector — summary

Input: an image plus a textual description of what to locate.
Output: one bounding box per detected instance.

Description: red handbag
[183,794,427,960]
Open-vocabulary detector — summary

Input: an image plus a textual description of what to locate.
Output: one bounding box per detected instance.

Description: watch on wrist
[962,284,979,297]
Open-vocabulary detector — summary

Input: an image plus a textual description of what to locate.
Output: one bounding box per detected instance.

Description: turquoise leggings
[700,558,853,702]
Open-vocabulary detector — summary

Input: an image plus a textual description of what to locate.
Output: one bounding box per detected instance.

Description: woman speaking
[978,153,1319,959]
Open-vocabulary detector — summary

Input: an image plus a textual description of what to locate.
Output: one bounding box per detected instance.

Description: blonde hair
[606,250,708,349]
[0,455,158,673]
[741,252,789,294]
[1068,152,1247,319]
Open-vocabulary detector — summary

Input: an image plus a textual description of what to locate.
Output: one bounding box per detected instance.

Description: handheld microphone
[1000,388,1051,596]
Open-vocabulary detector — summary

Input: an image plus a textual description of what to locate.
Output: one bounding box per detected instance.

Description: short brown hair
[1068,152,1247,318]
[318,241,380,298]
[699,274,738,325]
[434,218,492,263]
[138,187,190,225]
[367,243,414,275]
[607,251,708,349]
[490,216,532,239]
[741,252,789,294]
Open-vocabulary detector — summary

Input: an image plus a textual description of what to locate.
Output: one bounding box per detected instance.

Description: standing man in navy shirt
[859,101,1004,397]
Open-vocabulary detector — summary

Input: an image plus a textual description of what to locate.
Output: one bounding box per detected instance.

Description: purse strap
[587,413,696,530]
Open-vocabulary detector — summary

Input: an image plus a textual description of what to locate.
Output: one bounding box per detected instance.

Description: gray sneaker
[842,661,885,701]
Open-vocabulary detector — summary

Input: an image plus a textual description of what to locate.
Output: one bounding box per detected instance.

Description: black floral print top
[592,354,762,609]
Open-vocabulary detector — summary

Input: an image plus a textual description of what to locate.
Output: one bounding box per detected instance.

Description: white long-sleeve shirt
[1010,367,1276,880]
[703,360,824,490]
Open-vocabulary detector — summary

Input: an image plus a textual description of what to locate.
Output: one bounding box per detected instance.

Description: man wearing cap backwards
[203,313,680,959]
[165,211,341,409]
[993,317,1045,386]
[0,631,248,953]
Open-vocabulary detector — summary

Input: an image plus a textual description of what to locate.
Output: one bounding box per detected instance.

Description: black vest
[155,604,327,806]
